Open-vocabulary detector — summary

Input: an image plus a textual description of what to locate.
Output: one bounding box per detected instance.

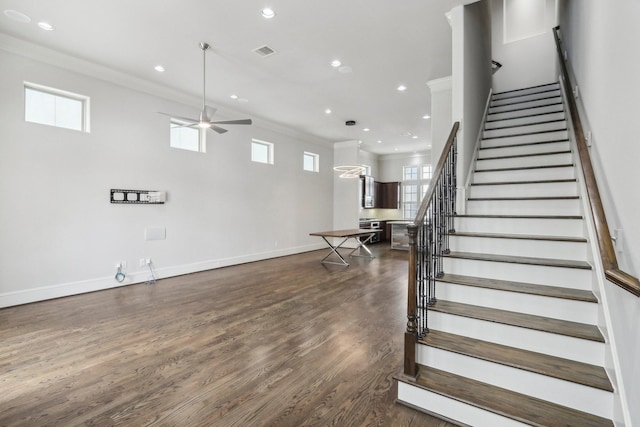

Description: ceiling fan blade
[211,119,252,125]
[205,105,217,117]
[211,125,228,134]
[158,112,198,124]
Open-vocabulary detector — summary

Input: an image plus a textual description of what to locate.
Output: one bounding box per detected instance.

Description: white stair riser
[483,121,566,138]
[476,152,573,170]
[485,111,566,130]
[479,140,570,158]
[443,257,592,289]
[488,103,564,121]
[454,217,585,238]
[427,311,604,365]
[490,89,562,107]
[397,382,529,427]
[436,282,597,323]
[416,347,612,419]
[449,235,587,261]
[493,84,559,100]
[473,167,575,183]
[466,198,581,216]
[489,97,562,114]
[468,181,578,198]
[481,130,568,148]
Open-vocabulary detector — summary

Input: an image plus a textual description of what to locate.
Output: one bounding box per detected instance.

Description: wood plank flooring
[0,246,453,427]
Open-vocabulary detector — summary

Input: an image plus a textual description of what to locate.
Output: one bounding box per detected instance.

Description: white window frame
[170,118,206,153]
[303,151,319,172]
[402,163,433,220]
[251,139,274,165]
[24,82,90,132]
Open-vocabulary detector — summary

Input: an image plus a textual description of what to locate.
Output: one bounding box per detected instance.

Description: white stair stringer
[396,82,615,426]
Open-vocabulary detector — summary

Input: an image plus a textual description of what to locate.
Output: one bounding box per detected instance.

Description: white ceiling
[0,0,466,154]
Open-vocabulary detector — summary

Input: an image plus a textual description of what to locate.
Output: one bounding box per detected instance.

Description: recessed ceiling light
[422,114,431,119]
[363,128,370,132]
[377,140,382,144]
[331,59,342,68]
[261,8,276,19]
[37,21,54,31]
[230,94,239,99]
[394,148,399,151]
[154,65,165,72]
[325,108,332,114]
[397,84,407,91]
[412,135,419,139]
[3,9,31,23]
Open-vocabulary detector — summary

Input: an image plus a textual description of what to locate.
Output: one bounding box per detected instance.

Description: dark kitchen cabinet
[376,182,401,209]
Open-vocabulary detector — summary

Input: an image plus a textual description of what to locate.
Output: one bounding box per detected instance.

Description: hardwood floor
[0,246,454,427]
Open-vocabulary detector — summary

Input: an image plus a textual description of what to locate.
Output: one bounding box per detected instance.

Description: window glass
[170,120,204,152]
[24,84,87,132]
[251,139,274,164]
[303,152,319,172]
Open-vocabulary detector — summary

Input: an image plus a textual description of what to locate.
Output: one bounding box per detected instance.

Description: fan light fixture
[157,42,252,134]
[333,165,365,179]
[261,8,276,19]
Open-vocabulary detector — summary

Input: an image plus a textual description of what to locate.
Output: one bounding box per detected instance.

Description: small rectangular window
[422,165,433,179]
[24,82,89,132]
[361,164,372,176]
[303,151,319,172]
[403,166,419,181]
[252,139,274,164]
[170,119,205,152]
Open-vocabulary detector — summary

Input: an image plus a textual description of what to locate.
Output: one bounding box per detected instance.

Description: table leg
[319,236,350,266]
[348,233,376,259]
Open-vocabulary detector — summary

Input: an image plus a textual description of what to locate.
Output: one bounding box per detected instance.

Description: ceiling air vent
[252,45,277,57]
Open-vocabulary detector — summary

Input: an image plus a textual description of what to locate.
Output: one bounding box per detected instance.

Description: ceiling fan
[159,42,252,134]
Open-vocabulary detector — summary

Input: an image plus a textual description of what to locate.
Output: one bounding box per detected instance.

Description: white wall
[332,141,361,230]
[451,1,493,210]
[490,0,558,93]
[0,42,334,307]
[559,1,640,425]
[427,76,453,164]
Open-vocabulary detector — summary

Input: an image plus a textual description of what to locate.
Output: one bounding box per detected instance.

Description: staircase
[396,83,615,426]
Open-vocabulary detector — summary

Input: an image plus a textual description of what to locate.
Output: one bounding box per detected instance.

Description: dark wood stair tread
[471,178,577,186]
[419,330,612,391]
[437,273,596,302]
[493,82,559,97]
[445,251,591,270]
[474,163,574,173]
[482,128,567,140]
[452,214,583,220]
[479,138,569,150]
[484,118,565,131]
[467,196,579,201]
[448,231,586,243]
[490,95,562,109]
[401,366,613,427]
[429,300,604,342]
[477,150,571,161]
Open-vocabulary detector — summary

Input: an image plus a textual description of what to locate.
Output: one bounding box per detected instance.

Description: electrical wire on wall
[115,264,126,283]
[146,260,156,285]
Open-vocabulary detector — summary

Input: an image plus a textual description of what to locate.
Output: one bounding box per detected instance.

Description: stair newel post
[404,223,419,379]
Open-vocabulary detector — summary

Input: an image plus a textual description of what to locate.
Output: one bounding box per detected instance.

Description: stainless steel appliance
[360,175,375,208]
[359,219,381,244]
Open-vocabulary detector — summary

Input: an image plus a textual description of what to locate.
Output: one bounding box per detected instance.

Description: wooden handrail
[553,26,640,297]
[413,122,460,226]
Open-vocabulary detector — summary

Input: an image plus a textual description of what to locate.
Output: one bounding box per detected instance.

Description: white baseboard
[0,243,325,308]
